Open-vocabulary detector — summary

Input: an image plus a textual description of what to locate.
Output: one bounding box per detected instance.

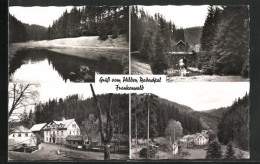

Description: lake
[9,49,124,83]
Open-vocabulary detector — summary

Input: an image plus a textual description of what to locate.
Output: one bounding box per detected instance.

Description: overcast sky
[39,82,249,111]
[148,82,249,111]
[9,6,77,27]
[139,5,209,28]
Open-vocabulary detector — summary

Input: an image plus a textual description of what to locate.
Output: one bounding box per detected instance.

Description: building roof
[195,133,209,139]
[176,40,186,46]
[12,125,32,133]
[30,123,47,132]
[53,118,75,128]
[66,135,83,141]
[201,132,209,138]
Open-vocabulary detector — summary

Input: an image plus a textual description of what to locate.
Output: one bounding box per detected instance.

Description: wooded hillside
[217,93,249,150]
[9,6,129,43]
[32,94,129,135]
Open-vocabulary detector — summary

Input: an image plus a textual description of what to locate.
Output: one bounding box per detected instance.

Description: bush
[121,55,129,74]
[241,59,249,78]
[139,146,158,158]
[112,25,120,39]
[98,27,108,40]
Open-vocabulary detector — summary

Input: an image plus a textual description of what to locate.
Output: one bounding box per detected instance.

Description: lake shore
[9,35,129,61]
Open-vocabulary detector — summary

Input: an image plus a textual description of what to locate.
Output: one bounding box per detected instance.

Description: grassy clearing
[131,143,249,159]
[9,143,129,161]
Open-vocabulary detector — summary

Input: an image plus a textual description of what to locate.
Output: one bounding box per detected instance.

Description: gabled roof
[30,123,47,132]
[12,125,32,133]
[53,118,75,128]
[176,40,186,46]
[195,132,209,139]
[201,132,209,138]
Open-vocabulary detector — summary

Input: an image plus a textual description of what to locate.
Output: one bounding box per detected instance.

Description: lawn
[9,143,129,161]
[131,144,249,159]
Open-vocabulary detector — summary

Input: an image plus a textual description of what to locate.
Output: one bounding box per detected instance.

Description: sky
[8,6,209,28]
[40,82,249,111]
[147,82,249,111]
[139,5,209,28]
[9,82,249,121]
[9,6,77,27]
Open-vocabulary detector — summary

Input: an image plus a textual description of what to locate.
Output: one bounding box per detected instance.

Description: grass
[9,143,129,161]
[131,141,249,159]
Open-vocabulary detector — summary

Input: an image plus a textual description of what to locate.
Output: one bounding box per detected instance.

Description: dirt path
[131,58,153,75]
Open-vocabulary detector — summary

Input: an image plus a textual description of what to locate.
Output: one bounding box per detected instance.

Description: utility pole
[147,94,150,159]
[135,107,137,159]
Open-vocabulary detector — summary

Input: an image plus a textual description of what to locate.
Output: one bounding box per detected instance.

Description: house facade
[180,131,209,146]
[193,133,209,146]
[30,123,47,144]
[8,125,37,147]
[43,118,81,144]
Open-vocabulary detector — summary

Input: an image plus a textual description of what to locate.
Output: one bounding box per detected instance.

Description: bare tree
[90,84,114,160]
[80,113,99,148]
[8,83,39,118]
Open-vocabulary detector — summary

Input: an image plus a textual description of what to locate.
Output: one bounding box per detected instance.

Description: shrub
[112,25,120,39]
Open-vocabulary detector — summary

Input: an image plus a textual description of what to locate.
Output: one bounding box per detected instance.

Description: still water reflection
[9,49,123,83]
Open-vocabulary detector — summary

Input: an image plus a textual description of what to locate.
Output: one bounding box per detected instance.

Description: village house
[180,131,209,146]
[66,135,85,149]
[8,125,37,147]
[43,118,81,145]
[30,123,47,135]
[193,132,209,146]
[176,40,186,52]
[30,123,47,144]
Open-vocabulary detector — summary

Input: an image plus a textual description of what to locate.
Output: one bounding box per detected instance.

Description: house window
[12,134,15,137]
[18,133,21,137]
[25,133,28,137]
[70,131,71,135]
[72,124,76,128]
[46,137,48,141]
[61,131,63,136]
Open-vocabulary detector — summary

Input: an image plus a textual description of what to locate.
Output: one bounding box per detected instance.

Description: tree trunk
[104,144,111,160]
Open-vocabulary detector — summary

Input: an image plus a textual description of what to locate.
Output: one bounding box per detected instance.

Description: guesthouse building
[43,118,81,144]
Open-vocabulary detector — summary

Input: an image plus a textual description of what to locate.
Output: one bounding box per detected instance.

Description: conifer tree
[225,142,236,159]
[210,5,249,76]
[206,141,223,159]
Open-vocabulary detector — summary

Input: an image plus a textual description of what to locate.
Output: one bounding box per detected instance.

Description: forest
[131,94,202,139]
[131,5,249,77]
[217,93,249,150]
[196,5,249,77]
[13,94,129,137]
[9,6,129,43]
[131,6,190,74]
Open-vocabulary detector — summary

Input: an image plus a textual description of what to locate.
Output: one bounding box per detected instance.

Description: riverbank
[9,34,129,61]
